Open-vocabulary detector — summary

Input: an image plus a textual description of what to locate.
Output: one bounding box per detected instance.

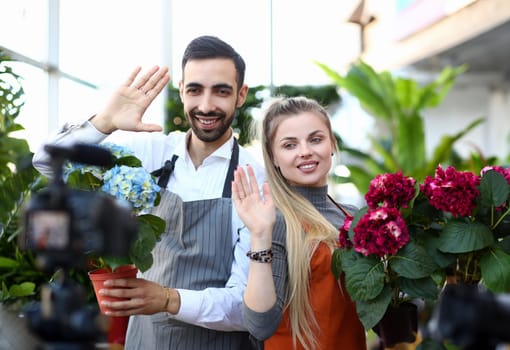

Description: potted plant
[61,142,166,345]
[61,142,166,275]
[334,166,510,348]
[335,171,438,348]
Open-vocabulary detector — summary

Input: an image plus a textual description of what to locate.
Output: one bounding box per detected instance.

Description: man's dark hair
[181,35,246,89]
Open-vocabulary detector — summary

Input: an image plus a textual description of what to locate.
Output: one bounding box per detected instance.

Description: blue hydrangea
[101,142,135,159]
[63,143,159,214]
[101,165,160,214]
[62,162,103,181]
[63,143,134,181]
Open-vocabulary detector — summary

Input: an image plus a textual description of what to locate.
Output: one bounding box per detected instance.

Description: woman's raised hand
[232,165,275,248]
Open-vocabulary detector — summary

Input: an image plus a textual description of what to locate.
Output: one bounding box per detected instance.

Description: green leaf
[425,118,484,178]
[129,215,164,272]
[115,155,142,167]
[8,281,35,297]
[480,246,510,292]
[390,240,439,278]
[421,234,456,269]
[355,284,392,330]
[368,136,399,172]
[500,235,510,255]
[315,60,392,120]
[348,208,367,242]
[101,256,131,272]
[479,169,509,207]
[340,249,385,301]
[423,65,468,108]
[398,276,439,301]
[137,214,166,239]
[395,77,420,111]
[438,221,494,253]
[66,171,102,190]
[395,112,426,174]
[331,249,343,278]
[0,256,18,269]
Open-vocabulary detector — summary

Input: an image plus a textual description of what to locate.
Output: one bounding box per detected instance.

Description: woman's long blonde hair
[261,97,339,350]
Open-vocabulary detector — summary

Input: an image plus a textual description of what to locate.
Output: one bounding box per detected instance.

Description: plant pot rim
[88,264,138,280]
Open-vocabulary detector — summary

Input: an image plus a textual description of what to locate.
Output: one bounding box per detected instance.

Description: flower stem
[456,252,480,284]
[492,205,510,230]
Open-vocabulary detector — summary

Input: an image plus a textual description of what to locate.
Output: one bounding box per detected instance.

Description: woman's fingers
[233,165,262,200]
[245,164,261,195]
[238,165,251,193]
[262,182,273,205]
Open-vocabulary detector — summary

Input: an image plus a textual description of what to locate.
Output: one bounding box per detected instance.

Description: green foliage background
[316,60,498,194]
[0,51,48,305]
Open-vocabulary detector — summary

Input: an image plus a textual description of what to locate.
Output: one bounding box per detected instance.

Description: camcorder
[20,143,138,349]
[430,283,510,350]
[23,143,138,272]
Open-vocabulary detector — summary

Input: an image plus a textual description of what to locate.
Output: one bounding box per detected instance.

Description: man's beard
[187,110,235,143]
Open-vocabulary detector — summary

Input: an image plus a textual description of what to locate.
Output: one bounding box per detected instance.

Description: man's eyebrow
[184,82,203,89]
[184,82,233,90]
[212,83,233,90]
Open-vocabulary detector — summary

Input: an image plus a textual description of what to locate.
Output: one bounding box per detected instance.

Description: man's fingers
[137,122,163,132]
[148,72,171,99]
[144,67,170,93]
[123,66,142,87]
[133,66,159,89]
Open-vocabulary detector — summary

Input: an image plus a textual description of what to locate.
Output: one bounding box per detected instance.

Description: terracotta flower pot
[88,265,137,345]
[107,315,130,345]
[88,264,138,314]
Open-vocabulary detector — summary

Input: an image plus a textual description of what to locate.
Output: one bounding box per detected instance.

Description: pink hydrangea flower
[365,171,416,209]
[481,165,510,184]
[352,207,409,257]
[421,165,480,217]
[338,215,354,248]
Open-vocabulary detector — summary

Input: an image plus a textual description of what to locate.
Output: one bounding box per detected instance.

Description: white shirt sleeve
[32,120,109,178]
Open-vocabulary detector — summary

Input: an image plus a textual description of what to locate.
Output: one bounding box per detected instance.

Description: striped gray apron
[125,139,252,350]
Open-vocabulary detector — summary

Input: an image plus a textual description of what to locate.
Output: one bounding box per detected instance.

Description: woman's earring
[331,152,334,156]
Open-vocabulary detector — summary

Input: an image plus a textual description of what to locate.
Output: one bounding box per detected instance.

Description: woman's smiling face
[271,112,335,187]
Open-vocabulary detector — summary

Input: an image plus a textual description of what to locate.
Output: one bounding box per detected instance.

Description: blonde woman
[232,96,366,350]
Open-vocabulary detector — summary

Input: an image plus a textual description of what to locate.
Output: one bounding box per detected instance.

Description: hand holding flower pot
[64,143,166,345]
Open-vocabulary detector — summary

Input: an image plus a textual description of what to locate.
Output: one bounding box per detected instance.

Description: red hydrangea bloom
[352,207,409,257]
[481,165,510,184]
[365,171,416,209]
[420,165,480,217]
[338,215,354,248]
